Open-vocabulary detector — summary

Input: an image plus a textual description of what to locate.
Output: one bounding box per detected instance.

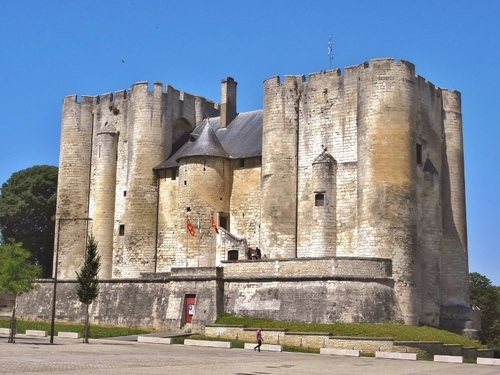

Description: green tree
[0,240,42,343]
[75,234,100,343]
[0,165,58,277]
[469,272,500,348]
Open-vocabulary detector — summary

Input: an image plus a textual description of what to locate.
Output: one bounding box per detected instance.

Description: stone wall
[16,260,397,330]
[16,270,222,332]
[223,279,400,324]
[229,157,261,250]
[221,257,391,279]
[156,168,182,271]
[221,258,398,324]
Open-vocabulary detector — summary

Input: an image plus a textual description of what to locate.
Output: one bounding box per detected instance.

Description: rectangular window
[315,193,325,207]
[119,224,125,236]
[170,168,177,181]
[219,214,228,231]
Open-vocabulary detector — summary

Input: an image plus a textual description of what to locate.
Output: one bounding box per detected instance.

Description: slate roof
[312,151,336,165]
[154,109,262,170]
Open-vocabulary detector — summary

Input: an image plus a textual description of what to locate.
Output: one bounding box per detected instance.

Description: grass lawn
[0,319,152,339]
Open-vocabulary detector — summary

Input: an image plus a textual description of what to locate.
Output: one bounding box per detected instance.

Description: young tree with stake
[75,234,100,343]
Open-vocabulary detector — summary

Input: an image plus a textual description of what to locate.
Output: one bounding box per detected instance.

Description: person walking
[254,328,263,352]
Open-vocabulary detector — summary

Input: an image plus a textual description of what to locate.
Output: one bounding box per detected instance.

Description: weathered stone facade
[43,58,471,332]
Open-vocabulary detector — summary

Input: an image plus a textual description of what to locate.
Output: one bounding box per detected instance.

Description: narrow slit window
[119,224,125,236]
[416,143,422,165]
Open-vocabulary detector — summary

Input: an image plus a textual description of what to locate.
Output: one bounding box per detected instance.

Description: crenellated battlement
[442,89,462,112]
[308,69,341,84]
[265,58,419,91]
[63,81,218,116]
[283,74,306,85]
[355,58,416,76]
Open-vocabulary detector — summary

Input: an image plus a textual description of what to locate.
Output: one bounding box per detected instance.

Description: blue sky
[1,1,499,285]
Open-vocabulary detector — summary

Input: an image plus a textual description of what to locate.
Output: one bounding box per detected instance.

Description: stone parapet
[137,336,172,344]
[221,257,391,280]
[57,331,80,339]
[244,343,282,352]
[320,348,360,357]
[375,351,417,360]
[184,339,232,349]
[434,355,463,363]
[25,330,48,337]
[477,357,500,366]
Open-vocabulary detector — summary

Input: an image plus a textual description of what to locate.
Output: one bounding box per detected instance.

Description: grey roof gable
[154,109,262,170]
[175,123,229,161]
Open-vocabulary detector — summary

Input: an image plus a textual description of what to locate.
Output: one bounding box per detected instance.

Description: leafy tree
[0,240,42,343]
[75,234,100,343]
[0,165,58,277]
[469,272,500,348]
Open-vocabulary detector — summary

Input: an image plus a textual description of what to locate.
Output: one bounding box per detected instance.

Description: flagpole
[197,214,200,267]
[186,216,188,267]
[328,34,333,70]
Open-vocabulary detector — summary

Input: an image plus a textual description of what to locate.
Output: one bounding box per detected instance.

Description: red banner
[187,219,195,236]
[211,217,219,234]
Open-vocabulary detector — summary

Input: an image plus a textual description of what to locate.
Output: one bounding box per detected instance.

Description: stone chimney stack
[220,77,237,128]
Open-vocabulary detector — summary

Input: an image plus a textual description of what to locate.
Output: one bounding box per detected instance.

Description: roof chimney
[220,77,237,128]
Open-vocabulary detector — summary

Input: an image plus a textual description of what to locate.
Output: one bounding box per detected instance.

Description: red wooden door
[185,294,196,324]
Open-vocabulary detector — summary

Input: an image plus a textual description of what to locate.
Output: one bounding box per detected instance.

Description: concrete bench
[244,343,282,352]
[137,336,172,344]
[57,332,80,339]
[477,357,500,366]
[434,355,463,363]
[25,330,48,337]
[375,351,417,361]
[184,339,232,349]
[320,348,360,357]
[0,328,12,335]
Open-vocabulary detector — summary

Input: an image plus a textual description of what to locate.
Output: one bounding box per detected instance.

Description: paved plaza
[1,333,499,375]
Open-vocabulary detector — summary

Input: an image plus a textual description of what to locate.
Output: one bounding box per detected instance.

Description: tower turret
[261,75,303,259]
[176,123,230,266]
[439,89,471,331]
[356,59,419,324]
[55,95,95,279]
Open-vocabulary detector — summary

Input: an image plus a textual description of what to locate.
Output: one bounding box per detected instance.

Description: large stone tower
[55,82,218,279]
[259,59,470,328]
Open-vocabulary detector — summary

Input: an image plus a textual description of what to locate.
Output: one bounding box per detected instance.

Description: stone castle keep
[17,58,471,332]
